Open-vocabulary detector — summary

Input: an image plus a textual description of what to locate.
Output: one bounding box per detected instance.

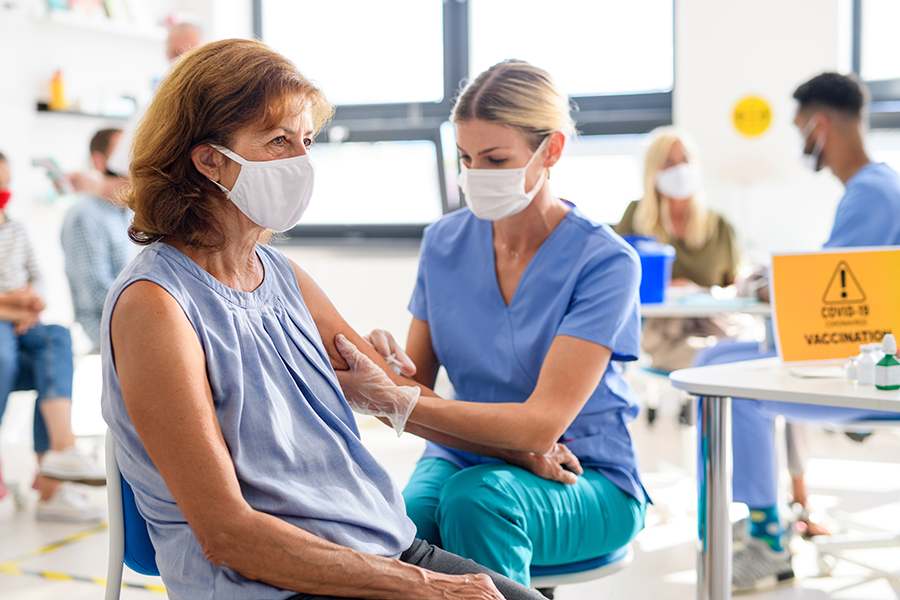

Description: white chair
[105,432,163,600]
[811,418,900,585]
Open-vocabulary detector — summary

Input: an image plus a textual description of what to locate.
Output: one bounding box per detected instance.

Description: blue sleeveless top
[101,242,416,600]
[409,207,648,503]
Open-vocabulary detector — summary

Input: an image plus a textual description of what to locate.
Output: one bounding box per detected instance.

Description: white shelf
[40,9,166,42]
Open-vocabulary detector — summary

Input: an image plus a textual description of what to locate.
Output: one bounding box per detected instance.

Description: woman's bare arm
[110,280,503,600]
[292,262,582,482]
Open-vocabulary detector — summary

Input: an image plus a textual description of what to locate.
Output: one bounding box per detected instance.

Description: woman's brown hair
[123,38,333,248]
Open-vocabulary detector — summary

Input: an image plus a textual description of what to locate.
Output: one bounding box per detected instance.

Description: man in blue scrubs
[731,72,900,592]
[795,72,900,247]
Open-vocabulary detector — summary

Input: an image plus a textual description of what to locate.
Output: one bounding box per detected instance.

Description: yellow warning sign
[822,260,866,304]
[733,96,772,137]
[772,248,900,362]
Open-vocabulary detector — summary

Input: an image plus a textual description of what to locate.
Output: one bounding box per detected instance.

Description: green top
[614,200,741,288]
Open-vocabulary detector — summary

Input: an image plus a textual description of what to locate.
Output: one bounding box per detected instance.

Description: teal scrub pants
[402,458,647,587]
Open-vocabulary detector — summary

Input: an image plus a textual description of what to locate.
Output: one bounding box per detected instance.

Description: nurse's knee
[437,466,523,525]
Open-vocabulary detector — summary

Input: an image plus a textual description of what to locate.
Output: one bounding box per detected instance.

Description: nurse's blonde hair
[634,126,716,250]
[451,59,576,149]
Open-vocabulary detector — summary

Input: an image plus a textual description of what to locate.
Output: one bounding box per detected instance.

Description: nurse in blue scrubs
[337,60,649,588]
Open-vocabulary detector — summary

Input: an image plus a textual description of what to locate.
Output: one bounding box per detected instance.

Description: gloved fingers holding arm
[334,334,419,436]
[363,328,417,377]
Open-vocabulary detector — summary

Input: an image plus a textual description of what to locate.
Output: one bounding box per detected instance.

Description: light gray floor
[1,381,898,599]
[1,245,898,598]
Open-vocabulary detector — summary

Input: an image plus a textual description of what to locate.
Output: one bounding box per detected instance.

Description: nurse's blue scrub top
[408,205,648,501]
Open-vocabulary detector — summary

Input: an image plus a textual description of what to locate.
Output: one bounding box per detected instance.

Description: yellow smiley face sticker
[733,96,772,137]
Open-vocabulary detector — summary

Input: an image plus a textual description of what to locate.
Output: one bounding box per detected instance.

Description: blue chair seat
[530,545,632,587]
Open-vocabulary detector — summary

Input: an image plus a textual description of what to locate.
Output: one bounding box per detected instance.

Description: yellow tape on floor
[0,521,166,594]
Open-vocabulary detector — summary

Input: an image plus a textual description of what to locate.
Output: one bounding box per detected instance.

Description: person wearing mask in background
[103,20,204,179]
[0,151,105,521]
[615,128,745,373]
[797,72,900,247]
[104,38,553,600]
[344,60,648,596]
[61,128,136,352]
[725,72,900,592]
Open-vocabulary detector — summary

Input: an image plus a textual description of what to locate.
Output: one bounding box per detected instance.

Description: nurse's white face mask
[655,162,700,200]
[208,144,315,232]
[458,137,549,221]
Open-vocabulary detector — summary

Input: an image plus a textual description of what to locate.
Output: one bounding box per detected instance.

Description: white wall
[0,0,252,328]
[675,0,853,265]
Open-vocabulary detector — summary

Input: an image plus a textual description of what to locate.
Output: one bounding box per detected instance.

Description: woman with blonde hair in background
[615,127,744,373]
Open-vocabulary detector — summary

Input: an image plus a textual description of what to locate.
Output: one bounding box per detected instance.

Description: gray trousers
[286,538,545,600]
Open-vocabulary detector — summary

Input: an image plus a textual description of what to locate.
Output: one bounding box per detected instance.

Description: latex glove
[363,328,417,377]
[334,334,420,436]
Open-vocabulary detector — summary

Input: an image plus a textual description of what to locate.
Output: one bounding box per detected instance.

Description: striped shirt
[60,194,136,349]
[0,217,42,294]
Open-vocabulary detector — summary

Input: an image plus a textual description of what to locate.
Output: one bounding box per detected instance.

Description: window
[548,135,647,225]
[857,1,900,82]
[469,0,673,97]
[853,0,900,129]
[261,0,444,105]
[254,0,673,238]
[301,139,443,226]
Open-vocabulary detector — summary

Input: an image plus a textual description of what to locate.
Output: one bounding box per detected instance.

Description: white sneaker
[41,446,107,486]
[732,537,795,593]
[36,482,106,522]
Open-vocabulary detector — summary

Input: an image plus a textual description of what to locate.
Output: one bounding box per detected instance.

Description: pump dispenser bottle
[875,334,900,390]
[857,344,877,385]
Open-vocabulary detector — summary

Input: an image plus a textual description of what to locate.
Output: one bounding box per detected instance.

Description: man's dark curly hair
[793,72,869,117]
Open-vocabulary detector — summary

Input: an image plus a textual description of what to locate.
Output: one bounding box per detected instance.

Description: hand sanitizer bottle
[875,334,900,390]
[857,344,877,385]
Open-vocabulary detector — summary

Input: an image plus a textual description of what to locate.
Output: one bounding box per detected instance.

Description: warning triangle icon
[822,260,866,304]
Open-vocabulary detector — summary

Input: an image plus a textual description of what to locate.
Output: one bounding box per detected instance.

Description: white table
[640,296,771,319]
[668,357,900,600]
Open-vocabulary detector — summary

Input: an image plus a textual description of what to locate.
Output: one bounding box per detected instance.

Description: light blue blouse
[101,242,415,600]
[408,206,648,502]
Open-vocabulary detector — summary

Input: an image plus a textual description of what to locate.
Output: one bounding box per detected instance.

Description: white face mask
[458,137,549,221]
[208,144,315,232]
[655,162,700,200]
[798,117,825,172]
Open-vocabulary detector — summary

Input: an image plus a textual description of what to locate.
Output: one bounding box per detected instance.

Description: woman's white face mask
[655,162,700,201]
[208,144,315,232]
[458,137,549,221]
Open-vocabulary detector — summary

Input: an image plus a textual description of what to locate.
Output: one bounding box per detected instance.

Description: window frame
[853,0,900,129]
[253,0,673,240]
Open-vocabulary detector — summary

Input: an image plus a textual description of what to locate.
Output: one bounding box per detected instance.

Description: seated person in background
[726,71,900,593]
[61,128,136,352]
[341,60,648,593]
[0,151,105,520]
[614,127,746,372]
[103,38,550,600]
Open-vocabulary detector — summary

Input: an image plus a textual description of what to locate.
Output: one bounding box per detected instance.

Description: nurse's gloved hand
[334,334,420,436]
[363,328,417,377]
